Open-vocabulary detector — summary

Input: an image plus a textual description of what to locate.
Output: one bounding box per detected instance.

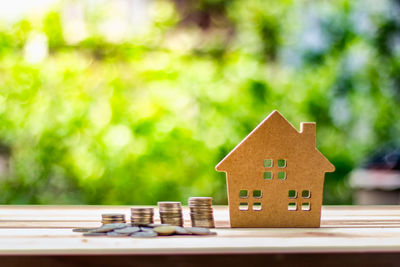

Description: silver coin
[102,223,127,229]
[89,226,115,233]
[107,231,130,237]
[131,231,158,238]
[114,226,140,234]
[186,227,213,235]
[174,226,192,235]
[72,228,97,233]
[140,226,154,231]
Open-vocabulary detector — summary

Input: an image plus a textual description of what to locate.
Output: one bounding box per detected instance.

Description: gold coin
[153,226,177,236]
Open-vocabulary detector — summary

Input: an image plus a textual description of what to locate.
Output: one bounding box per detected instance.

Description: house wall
[226,164,325,228]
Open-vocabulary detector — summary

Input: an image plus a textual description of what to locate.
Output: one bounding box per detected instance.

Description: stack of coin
[189,197,215,228]
[101,213,126,225]
[130,207,154,225]
[158,202,183,226]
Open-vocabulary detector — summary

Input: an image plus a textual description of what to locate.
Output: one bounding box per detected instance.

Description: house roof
[215,110,335,173]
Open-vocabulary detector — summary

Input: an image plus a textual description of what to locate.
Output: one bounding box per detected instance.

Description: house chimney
[300,122,316,147]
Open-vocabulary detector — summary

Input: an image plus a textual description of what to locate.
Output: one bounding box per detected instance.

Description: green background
[0,0,399,205]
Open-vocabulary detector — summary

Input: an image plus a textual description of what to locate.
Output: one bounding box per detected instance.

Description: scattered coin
[72,228,97,233]
[140,226,154,232]
[131,231,158,238]
[186,227,212,235]
[174,226,192,235]
[78,208,218,238]
[114,226,140,234]
[102,223,127,229]
[153,225,177,236]
[107,231,130,237]
[89,226,115,233]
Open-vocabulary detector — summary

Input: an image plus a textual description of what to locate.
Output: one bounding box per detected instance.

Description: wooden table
[1,205,400,267]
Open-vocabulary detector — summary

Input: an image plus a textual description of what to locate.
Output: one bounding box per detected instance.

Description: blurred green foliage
[0,0,399,205]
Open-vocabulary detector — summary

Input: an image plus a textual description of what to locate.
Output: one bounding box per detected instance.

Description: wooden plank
[1,227,400,255]
[0,206,400,255]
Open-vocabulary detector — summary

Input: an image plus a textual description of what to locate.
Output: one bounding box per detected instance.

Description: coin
[131,207,154,225]
[158,202,183,226]
[174,226,192,235]
[186,227,213,235]
[102,221,127,225]
[89,226,115,233]
[157,201,182,206]
[79,212,218,238]
[72,228,97,233]
[153,226,177,236]
[188,197,212,205]
[107,231,130,237]
[102,213,125,217]
[188,197,215,228]
[102,223,127,229]
[114,226,140,234]
[101,213,126,225]
[140,226,154,231]
[131,231,158,238]
[147,223,171,228]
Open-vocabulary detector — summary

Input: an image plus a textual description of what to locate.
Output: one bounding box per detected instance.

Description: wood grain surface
[0,205,400,257]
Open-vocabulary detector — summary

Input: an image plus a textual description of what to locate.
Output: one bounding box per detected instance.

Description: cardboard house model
[216,110,335,227]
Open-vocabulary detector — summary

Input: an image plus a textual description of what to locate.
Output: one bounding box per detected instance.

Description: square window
[277,159,286,168]
[264,172,273,180]
[239,190,248,198]
[253,190,262,198]
[288,190,297,199]
[301,203,311,211]
[288,202,297,211]
[277,172,286,180]
[239,202,248,211]
[253,203,262,211]
[264,159,273,168]
[302,190,311,198]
